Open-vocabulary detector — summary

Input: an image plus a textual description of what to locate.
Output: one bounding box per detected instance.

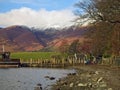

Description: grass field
[11,52,61,61]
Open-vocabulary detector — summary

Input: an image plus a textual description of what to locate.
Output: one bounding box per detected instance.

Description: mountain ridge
[0,25,87,52]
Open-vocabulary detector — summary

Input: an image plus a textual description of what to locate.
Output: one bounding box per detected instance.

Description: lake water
[0,68,75,90]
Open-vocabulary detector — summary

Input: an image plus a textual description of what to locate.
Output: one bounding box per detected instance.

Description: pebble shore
[51,65,120,90]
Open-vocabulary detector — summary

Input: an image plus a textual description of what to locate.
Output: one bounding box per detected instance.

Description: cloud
[0,7,77,28]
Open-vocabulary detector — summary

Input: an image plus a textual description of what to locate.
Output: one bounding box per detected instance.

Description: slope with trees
[75,0,120,56]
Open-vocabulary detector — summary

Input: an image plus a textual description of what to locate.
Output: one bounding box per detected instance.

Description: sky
[0,0,82,28]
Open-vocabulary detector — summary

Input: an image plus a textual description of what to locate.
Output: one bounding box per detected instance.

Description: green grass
[11,52,61,61]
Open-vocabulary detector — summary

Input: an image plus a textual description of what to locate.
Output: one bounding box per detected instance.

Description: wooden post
[62,58,65,67]
[41,58,42,67]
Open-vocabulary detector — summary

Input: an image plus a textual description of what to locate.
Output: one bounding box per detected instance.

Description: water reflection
[0,68,75,90]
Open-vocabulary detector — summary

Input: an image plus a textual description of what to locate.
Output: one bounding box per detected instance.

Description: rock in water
[37,83,42,86]
[50,77,55,80]
[34,86,42,90]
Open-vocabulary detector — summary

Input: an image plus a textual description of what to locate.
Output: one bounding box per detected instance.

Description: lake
[0,68,75,90]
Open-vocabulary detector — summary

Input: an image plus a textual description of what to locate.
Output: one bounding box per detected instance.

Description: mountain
[47,26,88,48]
[0,26,43,52]
[0,25,88,52]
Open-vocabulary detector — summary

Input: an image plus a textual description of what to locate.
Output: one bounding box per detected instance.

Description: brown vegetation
[75,0,120,56]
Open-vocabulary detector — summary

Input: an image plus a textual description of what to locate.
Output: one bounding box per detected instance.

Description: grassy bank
[11,52,61,61]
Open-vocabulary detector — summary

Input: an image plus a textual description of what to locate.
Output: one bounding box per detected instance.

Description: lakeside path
[52,65,120,90]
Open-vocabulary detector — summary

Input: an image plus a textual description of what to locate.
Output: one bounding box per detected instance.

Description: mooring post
[62,58,65,67]
[2,45,5,53]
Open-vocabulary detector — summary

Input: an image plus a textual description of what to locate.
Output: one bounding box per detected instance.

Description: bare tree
[75,0,120,56]
[75,0,120,25]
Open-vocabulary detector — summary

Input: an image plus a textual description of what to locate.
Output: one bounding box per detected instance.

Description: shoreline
[51,65,120,90]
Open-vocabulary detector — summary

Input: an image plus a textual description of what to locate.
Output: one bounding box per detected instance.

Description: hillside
[0,25,87,52]
[0,26,43,52]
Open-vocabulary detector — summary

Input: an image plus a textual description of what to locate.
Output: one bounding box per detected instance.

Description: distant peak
[7,25,19,28]
[5,25,30,30]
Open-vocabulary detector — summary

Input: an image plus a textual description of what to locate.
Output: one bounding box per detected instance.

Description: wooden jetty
[0,52,20,68]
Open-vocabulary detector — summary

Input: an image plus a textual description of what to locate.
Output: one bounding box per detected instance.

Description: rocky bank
[52,65,120,90]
